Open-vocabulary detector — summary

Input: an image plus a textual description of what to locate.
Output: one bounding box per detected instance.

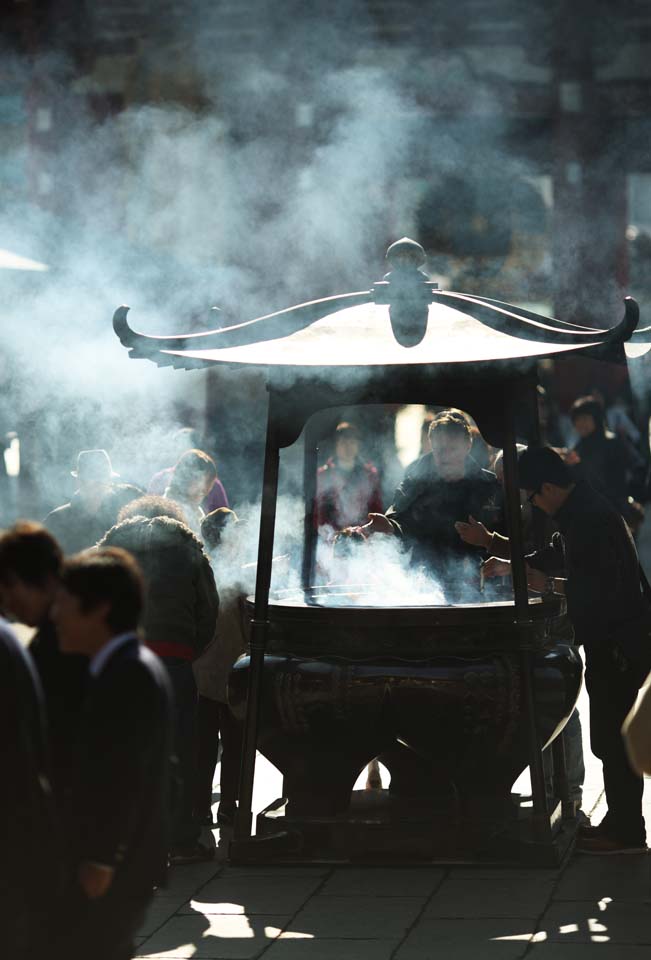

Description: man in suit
[52,546,174,960]
[0,614,62,957]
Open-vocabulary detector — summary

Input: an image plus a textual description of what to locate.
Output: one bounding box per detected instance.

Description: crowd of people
[2,389,651,958]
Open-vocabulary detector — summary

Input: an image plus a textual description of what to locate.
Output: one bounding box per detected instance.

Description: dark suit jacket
[70,637,174,895]
[0,618,62,947]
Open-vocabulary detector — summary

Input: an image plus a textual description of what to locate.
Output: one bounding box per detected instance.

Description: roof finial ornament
[373,237,438,348]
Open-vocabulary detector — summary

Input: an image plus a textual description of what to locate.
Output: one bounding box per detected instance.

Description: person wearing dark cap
[45,449,142,554]
[52,547,173,960]
[484,446,651,854]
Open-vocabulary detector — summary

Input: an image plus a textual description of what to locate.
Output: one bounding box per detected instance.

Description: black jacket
[69,638,173,895]
[572,431,631,513]
[45,483,143,554]
[0,619,62,948]
[528,483,651,660]
[386,453,501,599]
[29,619,88,797]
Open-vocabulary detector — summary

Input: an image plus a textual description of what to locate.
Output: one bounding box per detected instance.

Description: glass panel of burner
[275,403,516,608]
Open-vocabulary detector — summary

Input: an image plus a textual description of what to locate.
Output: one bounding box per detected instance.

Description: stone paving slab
[529,945,651,958]
[264,938,401,959]
[553,853,651,902]
[184,877,323,915]
[394,917,536,959]
[423,875,555,919]
[138,912,289,959]
[284,895,424,939]
[538,899,651,944]
[318,867,445,897]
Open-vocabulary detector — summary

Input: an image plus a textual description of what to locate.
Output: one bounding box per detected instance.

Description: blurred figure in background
[165,449,219,536]
[149,427,229,513]
[315,422,382,533]
[0,522,88,800]
[53,548,173,960]
[567,395,632,513]
[45,449,142,554]
[100,496,219,863]
[193,507,248,828]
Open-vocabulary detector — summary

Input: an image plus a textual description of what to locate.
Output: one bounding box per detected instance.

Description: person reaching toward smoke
[315,421,383,533]
[45,449,142,554]
[362,410,500,602]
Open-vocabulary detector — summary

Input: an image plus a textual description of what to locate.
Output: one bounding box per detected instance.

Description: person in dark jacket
[99,495,219,862]
[364,410,501,601]
[45,449,142,554]
[484,446,651,854]
[567,395,633,514]
[0,615,62,958]
[52,547,173,960]
[0,521,88,798]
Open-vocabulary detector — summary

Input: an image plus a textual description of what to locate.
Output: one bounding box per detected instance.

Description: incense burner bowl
[229,592,581,819]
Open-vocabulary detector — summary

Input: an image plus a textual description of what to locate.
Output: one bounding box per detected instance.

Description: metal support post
[501,398,549,836]
[235,397,280,840]
[302,421,319,597]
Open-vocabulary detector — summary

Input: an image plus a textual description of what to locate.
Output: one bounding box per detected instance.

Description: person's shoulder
[362,461,379,477]
[318,458,336,476]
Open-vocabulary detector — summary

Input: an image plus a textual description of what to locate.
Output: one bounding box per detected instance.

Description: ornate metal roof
[113,238,647,373]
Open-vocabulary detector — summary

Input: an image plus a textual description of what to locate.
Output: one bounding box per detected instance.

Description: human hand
[482,557,512,579]
[562,449,581,466]
[78,861,115,900]
[454,515,491,549]
[363,513,394,535]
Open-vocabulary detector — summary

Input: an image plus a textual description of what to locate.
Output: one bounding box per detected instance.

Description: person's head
[168,449,217,505]
[201,507,239,552]
[53,547,143,655]
[0,521,62,625]
[570,396,605,439]
[72,449,117,509]
[517,446,574,516]
[334,422,360,468]
[118,494,188,526]
[428,410,473,481]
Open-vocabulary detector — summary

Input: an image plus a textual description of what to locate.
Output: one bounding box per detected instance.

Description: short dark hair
[201,507,239,551]
[168,449,217,496]
[0,521,62,587]
[428,409,472,440]
[518,446,573,491]
[118,495,188,525]
[570,395,605,432]
[61,547,143,634]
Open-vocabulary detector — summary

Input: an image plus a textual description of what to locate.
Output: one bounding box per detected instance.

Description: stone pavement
[134,686,651,960]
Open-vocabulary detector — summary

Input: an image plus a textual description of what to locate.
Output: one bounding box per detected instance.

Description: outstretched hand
[454,515,491,549]
[362,513,395,536]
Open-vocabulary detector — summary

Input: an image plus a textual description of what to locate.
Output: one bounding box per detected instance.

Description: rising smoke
[1,2,560,538]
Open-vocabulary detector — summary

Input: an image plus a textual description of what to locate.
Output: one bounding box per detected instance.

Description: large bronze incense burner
[228,593,581,859]
[113,236,649,865]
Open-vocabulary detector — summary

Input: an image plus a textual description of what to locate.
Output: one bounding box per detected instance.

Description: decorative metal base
[228,790,576,868]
